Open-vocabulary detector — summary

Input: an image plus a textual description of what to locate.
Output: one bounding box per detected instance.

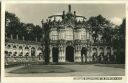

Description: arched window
[31,47,36,56]
[9,52,12,56]
[5,51,8,55]
[65,28,73,40]
[49,29,58,40]
[13,52,17,56]
[19,46,23,49]
[25,47,29,50]
[13,45,17,49]
[81,29,86,40]
[7,45,11,49]
[59,29,65,40]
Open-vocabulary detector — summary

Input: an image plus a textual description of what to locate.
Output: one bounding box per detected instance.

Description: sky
[6,3,125,26]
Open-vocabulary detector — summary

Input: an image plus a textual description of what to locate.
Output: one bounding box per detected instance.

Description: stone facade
[5,5,115,64]
[41,5,115,63]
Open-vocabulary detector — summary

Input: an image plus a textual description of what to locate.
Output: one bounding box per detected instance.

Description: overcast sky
[6,3,125,26]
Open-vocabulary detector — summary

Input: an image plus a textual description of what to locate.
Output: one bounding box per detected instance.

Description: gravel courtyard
[5,64,125,77]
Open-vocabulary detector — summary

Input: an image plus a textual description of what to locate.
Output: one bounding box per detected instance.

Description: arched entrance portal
[52,47,59,63]
[66,46,74,62]
[31,47,36,56]
[81,47,87,63]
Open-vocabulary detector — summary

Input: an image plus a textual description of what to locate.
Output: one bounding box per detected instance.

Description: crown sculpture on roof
[43,5,87,29]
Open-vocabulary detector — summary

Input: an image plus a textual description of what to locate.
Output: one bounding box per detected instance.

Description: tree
[5,11,42,41]
[5,11,21,38]
[116,18,125,64]
[87,15,113,44]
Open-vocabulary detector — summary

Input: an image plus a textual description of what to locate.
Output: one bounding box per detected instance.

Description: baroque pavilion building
[5,5,115,64]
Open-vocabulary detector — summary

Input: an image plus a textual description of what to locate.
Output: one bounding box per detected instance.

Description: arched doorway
[52,47,59,63]
[81,47,87,63]
[66,46,74,62]
[31,47,36,56]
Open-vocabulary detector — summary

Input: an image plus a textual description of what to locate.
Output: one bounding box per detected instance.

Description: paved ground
[5,64,125,77]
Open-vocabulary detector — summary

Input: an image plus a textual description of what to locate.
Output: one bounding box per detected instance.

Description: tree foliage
[87,15,125,63]
[86,15,113,44]
[5,11,42,41]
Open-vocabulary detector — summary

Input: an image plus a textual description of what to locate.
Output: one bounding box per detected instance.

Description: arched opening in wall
[13,45,16,49]
[52,47,59,63]
[37,47,43,60]
[5,51,8,56]
[13,45,17,56]
[66,46,74,62]
[19,46,23,56]
[25,47,29,50]
[31,47,36,56]
[9,52,12,56]
[25,47,29,56]
[13,52,17,56]
[7,45,11,49]
[81,47,87,63]
[19,46,22,49]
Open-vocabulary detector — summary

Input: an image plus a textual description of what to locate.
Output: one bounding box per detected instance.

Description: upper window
[49,30,58,40]
[65,28,73,40]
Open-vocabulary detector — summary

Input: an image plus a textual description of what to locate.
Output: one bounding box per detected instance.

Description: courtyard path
[5,64,125,77]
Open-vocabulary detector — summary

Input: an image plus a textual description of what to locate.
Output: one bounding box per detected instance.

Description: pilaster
[74,45,81,62]
[58,46,65,62]
[49,46,53,62]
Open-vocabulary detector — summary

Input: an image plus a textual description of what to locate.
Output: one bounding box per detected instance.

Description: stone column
[58,47,61,62]
[74,45,81,62]
[29,47,31,56]
[36,47,38,56]
[58,46,65,62]
[16,34,18,40]
[61,46,66,62]
[104,47,107,56]
[87,48,91,63]
[11,34,13,40]
[63,47,66,62]
[97,47,100,57]
[41,46,44,60]
[111,47,114,55]
[49,46,53,62]
[23,36,25,41]
[23,46,25,56]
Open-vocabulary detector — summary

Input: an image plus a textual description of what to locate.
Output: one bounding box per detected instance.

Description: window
[19,46,22,49]
[59,29,65,40]
[49,30,58,40]
[81,29,86,40]
[65,28,73,40]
